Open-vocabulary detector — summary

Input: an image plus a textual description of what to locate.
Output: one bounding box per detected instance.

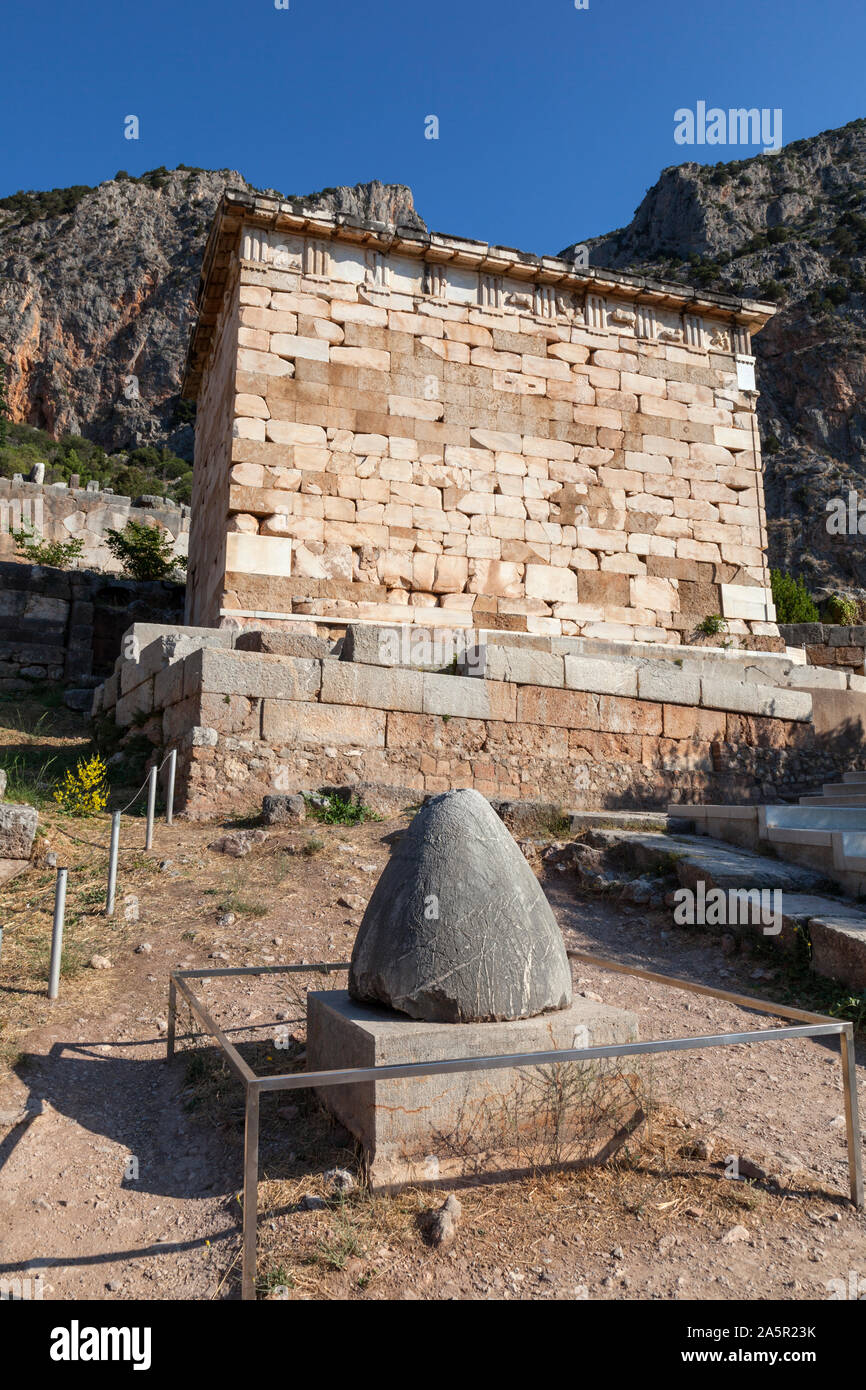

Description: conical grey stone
[348,789,573,1023]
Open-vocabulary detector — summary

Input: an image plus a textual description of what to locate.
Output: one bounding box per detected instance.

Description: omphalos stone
[348,788,572,1023]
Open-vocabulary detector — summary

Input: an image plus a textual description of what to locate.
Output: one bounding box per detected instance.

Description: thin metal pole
[47,867,68,1000]
[145,764,158,851]
[840,1025,864,1209]
[106,811,121,915]
[242,1085,260,1302]
[166,978,177,1062]
[165,748,177,826]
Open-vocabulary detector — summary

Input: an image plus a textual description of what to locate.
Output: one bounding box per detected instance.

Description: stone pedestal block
[307,990,639,1189]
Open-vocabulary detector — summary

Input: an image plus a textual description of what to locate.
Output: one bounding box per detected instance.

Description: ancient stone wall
[183,195,779,649]
[780,621,866,676]
[96,620,866,820]
[0,477,189,572]
[0,561,184,688]
[185,269,240,632]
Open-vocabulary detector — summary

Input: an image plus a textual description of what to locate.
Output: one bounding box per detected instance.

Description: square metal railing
[166,951,864,1301]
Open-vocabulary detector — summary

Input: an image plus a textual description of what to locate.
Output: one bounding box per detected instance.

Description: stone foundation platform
[306,989,639,1189]
[93,617,866,819]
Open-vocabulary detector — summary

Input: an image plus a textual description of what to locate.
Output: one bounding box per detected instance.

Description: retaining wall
[95,621,866,819]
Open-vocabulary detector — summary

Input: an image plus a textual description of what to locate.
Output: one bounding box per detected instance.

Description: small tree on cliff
[104,519,187,581]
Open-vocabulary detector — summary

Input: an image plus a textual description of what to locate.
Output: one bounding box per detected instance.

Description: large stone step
[800,792,866,805]
[843,771,866,784]
[761,805,866,830]
[587,829,827,892]
[585,828,866,990]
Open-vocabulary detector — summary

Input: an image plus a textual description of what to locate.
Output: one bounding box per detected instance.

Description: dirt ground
[0,691,863,1301]
[1,793,864,1302]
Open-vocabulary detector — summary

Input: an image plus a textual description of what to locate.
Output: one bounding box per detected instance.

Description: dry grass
[251,1104,832,1299]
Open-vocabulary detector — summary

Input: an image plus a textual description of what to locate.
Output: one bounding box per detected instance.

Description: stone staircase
[585,825,866,993]
[671,788,866,900]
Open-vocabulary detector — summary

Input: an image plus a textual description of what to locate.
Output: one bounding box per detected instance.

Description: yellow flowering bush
[53,754,109,816]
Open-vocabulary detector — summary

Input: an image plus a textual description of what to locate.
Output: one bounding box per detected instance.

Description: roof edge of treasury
[182,186,776,399]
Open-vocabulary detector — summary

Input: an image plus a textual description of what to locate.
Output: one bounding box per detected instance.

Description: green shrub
[12,526,85,569]
[303,791,379,826]
[104,519,186,580]
[697,614,727,637]
[771,569,820,623]
[822,594,860,625]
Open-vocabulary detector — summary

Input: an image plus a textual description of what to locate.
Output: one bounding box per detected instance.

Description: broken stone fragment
[425,1193,462,1247]
[262,793,306,825]
[208,829,269,857]
[0,803,38,860]
[349,788,573,1023]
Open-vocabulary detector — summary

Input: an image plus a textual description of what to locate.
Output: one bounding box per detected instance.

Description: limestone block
[481,645,565,687]
[238,348,294,377]
[293,543,354,582]
[115,677,154,727]
[0,803,38,859]
[230,461,265,487]
[636,664,701,707]
[262,700,386,747]
[265,421,327,446]
[307,991,638,1188]
[102,671,119,710]
[321,661,424,713]
[700,678,812,721]
[524,564,578,603]
[432,555,469,594]
[225,531,292,577]
[235,630,333,658]
[809,918,866,991]
[564,656,638,697]
[270,333,330,361]
[154,659,186,710]
[421,672,491,718]
[342,623,469,670]
[191,648,321,701]
[227,514,259,533]
[719,584,775,622]
[470,428,523,453]
[233,417,266,441]
[331,346,390,371]
[631,576,680,613]
[469,559,522,598]
[235,393,269,418]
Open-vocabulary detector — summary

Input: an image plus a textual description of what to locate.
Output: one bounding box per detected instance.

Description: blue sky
[1,0,863,254]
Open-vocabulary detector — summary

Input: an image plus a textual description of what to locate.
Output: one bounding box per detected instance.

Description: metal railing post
[106,811,121,915]
[840,1025,864,1209]
[47,867,68,1000]
[242,1085,260,1301]
[165,747,177,826]
[166,978,177,1062]
[145,764,158,851]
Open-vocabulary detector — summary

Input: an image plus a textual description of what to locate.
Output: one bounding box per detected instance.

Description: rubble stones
[262,793,307,825]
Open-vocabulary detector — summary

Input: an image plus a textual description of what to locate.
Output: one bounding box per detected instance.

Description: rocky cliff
[0,170,422,460]
[3,122,866,594]
[561,117,866,596]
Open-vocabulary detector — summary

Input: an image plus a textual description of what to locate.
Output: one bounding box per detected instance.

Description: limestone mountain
[0,169,423,460]
[561,117,866,598]
[4,123,866,596]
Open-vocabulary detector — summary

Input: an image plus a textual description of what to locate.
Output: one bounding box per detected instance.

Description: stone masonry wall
[185,268,240,633]
[780,621,866,676]
[184,198,780,650]
[0,477,189,572]
[0,561,184,687]
[95,620,866,821]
